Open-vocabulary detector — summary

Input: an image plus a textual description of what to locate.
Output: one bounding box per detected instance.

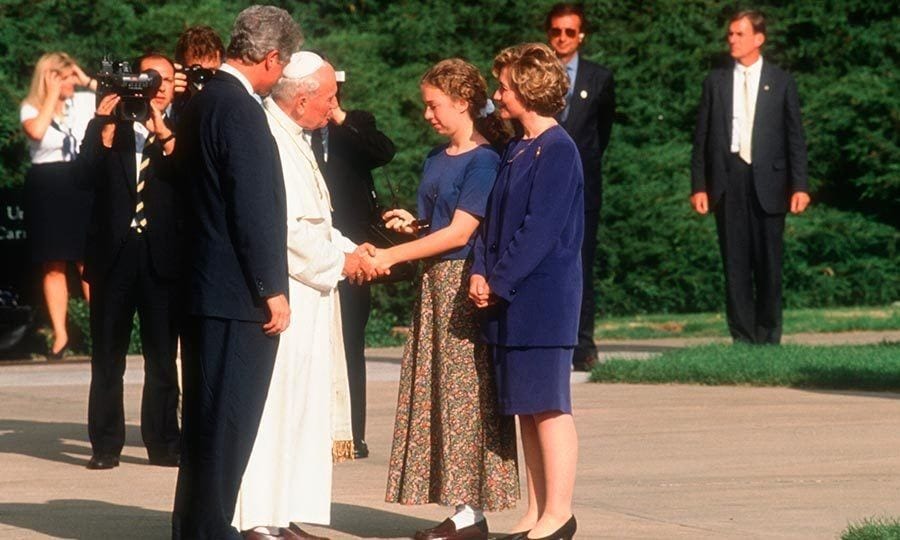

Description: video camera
[182,64,215,91]
[95,56,161,123]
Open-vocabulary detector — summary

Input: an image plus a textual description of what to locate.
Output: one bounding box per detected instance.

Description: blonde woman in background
[20,52,97,358]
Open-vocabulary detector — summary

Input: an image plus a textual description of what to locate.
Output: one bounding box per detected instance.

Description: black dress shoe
[526,515,576,540]
[572,352,598,372]
[86,454,120,470]
[414,518,488,540]
[353,440,369,459]
[148,451,180,467]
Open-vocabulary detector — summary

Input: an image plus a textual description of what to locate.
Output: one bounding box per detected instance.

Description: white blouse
[20,91,95,164]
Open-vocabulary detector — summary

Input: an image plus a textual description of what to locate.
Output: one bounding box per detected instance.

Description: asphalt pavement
[1,332,899,539]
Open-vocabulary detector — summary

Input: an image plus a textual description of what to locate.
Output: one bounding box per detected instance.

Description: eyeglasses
[548,27,579,38]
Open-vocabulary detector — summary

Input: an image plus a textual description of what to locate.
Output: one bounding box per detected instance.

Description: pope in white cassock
[232,52,381,539]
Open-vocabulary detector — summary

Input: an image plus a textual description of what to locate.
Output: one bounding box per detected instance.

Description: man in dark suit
[171,6,301,539]
[691,10,810,344]
[80,53,181,471]
[546,2,615,371]
[312,83,396,460]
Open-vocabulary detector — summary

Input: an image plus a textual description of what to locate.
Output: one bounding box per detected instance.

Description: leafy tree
[0,0,895,335]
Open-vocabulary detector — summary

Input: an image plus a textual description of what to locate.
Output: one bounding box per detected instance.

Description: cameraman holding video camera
[78,52,182,471]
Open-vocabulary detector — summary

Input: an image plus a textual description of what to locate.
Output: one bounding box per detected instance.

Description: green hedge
[1,0,895,334]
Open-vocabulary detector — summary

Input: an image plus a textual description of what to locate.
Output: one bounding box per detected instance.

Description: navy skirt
[25,161,93,263]
[492,346,573,415]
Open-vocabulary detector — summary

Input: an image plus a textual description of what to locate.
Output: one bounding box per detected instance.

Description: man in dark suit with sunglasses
[546,2,615,371]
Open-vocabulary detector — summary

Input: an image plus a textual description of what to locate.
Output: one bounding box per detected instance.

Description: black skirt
[24,161,93,263]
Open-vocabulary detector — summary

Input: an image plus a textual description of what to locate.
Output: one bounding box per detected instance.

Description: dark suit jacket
[472,126,584,347]
[315,110,395,244]
[79,119,180,284]
[176,71,288,323]
[691,60,809,214]
[559,57,615,212]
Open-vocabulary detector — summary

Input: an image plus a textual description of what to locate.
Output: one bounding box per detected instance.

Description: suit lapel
[564,63,589,131]
[716,67,732,140]
[752,62,775,145]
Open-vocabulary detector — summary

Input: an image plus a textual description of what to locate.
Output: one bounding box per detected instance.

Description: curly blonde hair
[492,43,568,117]
[421,58,510,146]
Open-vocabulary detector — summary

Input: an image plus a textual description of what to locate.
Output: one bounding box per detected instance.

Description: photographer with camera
[171,26,224,124]
[77,52,181,471]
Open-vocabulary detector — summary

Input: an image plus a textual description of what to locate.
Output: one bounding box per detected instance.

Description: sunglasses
[548,28,579,38]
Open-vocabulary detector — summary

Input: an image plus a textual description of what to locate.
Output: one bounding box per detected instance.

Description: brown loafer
[414,518,488,540]
[285,523,329,539]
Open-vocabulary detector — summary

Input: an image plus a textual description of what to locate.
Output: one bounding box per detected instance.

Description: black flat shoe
[86,454,120,470]
[526,516,576,540]
[353,440,369,459]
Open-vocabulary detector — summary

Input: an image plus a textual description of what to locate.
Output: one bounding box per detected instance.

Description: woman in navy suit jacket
[470,43,583,540]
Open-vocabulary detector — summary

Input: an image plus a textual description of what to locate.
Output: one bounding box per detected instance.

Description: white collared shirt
[731,56,763,153]
[20,92,95,163]
[219,63,262,105]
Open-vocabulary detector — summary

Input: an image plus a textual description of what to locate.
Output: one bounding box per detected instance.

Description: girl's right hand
[382,208,418,235]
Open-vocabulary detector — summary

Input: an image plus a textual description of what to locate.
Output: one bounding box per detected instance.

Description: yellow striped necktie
[134,134,155,232]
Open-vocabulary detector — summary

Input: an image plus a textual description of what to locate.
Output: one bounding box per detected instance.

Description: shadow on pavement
[794,365,900,396]
[0,499,169,539]
[321,502,436,538]
[0,419,147,467]
[800,387,900,400]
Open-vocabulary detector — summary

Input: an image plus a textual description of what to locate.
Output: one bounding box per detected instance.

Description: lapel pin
[580,90,588,99]
[764,84,770,91]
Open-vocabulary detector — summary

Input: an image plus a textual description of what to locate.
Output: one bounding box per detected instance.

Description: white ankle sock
[450,504,484,528]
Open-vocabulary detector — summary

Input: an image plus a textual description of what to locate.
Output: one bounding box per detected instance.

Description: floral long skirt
[385,258,519,511]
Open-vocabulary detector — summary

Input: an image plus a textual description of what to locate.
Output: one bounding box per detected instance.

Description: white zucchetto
[282,51,324,79]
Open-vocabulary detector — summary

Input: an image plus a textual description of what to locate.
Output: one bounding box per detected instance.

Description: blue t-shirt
[417,144,500,261]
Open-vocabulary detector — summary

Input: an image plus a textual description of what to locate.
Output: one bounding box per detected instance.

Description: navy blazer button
[510,288,517,295]
[490,243,497,252]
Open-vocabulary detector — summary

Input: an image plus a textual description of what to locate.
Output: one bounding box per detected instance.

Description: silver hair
[227,5,303,63]
[271,73,321,104]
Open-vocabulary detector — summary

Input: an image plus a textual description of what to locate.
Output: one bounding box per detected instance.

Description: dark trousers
[575,208,600,361]
[338,280,371,444]
[172,316,278,540]
[87,232,179,457]
[714,155,786,344]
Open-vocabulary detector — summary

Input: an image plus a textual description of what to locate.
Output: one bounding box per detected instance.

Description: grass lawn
[591,342,900,391]
[842,518,900,540]
[596,304,900,340]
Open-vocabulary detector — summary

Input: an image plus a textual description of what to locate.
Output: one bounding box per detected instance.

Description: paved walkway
[1,332,899,539]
